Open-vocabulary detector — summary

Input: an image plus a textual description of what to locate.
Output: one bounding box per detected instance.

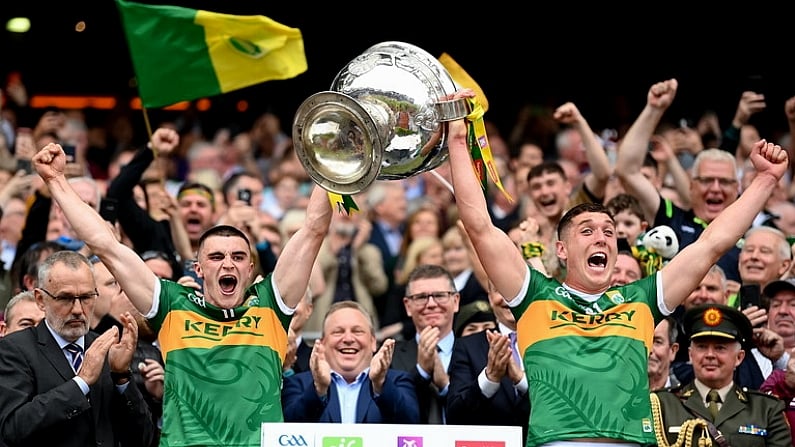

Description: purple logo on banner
[398,437,422,447]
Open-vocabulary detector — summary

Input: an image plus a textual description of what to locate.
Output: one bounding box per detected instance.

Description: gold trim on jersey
[157,307,288,362]
[516,300,654,355]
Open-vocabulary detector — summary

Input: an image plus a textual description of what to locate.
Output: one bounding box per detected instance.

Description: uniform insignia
[703,308,722,326]
[738,424,767,436]
[736,388,748,402]
[642,418,652,432]
[668,426,682,433]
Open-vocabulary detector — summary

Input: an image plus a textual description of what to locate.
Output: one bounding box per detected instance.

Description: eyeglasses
[406,291,456,306]
[692,176,737,188]
[38,288,99,307]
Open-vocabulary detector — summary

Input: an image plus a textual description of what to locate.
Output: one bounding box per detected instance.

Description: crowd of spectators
[2,70,795,446]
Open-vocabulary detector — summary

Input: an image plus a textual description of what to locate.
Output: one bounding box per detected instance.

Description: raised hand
[416,325,441,375]
[733,91,766,127]
[369,338,395,394]
[139,358,165,399]
[753,327,784,363]
[484,329,511,382]
[552,102,583,125]
[750,139,788,180]
[77,326,119,385]
[149,127,180,155]
[647,79,678,110]
[108,312,139,373]
[310,339,331,397]
[32,143,67,183]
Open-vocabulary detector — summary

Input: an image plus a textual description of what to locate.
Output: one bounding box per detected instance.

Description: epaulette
[744,387,783,402]
[651,384,684,395]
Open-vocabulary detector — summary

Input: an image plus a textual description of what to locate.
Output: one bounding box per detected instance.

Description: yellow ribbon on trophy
[327,192,359,215]
[439,52,511,203]
[465,98,512,202]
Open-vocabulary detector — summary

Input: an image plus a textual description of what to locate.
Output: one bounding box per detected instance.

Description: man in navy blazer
[282,301,419,423]
[447,281,530,442]
[0,250,154,447]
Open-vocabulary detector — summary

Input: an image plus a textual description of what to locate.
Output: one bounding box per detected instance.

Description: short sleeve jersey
[148,276,291,447]
[512,267,664,447]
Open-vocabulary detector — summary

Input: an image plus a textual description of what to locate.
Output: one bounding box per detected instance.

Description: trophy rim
[292,91,384,195]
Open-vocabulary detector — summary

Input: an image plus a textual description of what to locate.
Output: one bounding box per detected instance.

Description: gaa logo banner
[279,435,309,447]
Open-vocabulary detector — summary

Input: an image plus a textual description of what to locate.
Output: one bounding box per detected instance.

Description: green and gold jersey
[148,277,291,447]
[512,267,665,447]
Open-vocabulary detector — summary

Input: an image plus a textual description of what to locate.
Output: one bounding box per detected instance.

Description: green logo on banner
[322,437,363,447]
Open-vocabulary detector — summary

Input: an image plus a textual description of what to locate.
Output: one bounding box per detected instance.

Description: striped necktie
[64,343,83,373]
[509,332,522,366]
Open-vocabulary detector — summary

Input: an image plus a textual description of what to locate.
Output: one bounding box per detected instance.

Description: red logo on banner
[455,442,505,447]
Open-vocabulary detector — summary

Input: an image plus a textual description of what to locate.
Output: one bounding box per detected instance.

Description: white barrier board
[262,422,522,447]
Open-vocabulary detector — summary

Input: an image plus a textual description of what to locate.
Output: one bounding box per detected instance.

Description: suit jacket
[447,331,529,441]
[391,338,446,424]
[653,382,791,447]
[0,323,155,447]
[292,339,313,375]
[281,369,419,423]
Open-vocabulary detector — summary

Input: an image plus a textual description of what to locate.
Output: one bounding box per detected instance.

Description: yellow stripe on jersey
[157,307,288,362]
[516,300,654,355]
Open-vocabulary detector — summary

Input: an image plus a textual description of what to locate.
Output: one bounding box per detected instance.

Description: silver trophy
[292,41,468,195]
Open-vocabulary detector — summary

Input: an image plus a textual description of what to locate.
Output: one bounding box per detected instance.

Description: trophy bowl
[293,41,468,195]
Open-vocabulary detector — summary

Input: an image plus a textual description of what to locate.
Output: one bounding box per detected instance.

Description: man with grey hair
[0,290,43,337]
[616,79,744,283]
[737,226,792,298]
[0,250,153,447]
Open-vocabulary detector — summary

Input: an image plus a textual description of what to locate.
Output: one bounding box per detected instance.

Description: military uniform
[651,304,792,446]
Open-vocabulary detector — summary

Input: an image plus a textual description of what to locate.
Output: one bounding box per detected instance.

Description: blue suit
[281,369,419,423]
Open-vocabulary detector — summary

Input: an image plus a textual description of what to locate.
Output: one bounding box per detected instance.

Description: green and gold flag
[115,0,308,108]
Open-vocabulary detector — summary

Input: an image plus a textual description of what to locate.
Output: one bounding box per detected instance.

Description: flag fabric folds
[115,0,308,108]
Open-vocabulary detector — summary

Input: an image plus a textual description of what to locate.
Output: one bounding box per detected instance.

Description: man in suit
[447,281,529,441]
[281,301,418,423]
[0,250,154,447]
[391,264,460,424]
[652,304,791,446]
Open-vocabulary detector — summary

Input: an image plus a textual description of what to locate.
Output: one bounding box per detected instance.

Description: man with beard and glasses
[0,250,153,447]
[448,86,789,447]
[31,142,332,447]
